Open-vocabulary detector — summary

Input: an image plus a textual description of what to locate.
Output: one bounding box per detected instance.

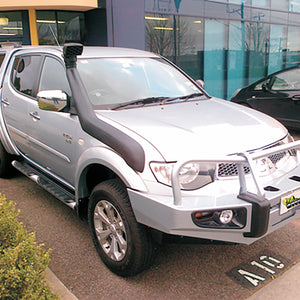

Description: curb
[45,268,78,300]
[246,262,300,300]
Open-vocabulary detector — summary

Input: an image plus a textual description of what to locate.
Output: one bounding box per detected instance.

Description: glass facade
[36,11,85,45]
[145,0,300,99]
[0,11,23,45]
[0,10,86,46]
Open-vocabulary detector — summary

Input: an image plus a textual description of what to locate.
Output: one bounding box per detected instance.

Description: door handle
[29,111,40,120]
[292,95,300,101]
[1,99,10,106]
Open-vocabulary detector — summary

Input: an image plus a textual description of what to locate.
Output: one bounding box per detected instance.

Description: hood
[97,98,287,161]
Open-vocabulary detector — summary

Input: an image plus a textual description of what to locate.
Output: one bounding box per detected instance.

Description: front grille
[217,150,289,178]
[268,151,286,164]
[218,163,250,177]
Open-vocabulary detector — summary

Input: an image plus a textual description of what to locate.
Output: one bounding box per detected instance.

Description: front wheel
[88,179,155,276]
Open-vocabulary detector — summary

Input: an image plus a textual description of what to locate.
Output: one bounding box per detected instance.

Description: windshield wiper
[113,93,204,110]
[163,92,204,104]
[113,96,169,110]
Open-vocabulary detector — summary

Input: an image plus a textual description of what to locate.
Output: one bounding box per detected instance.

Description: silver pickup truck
[0,44,300,276]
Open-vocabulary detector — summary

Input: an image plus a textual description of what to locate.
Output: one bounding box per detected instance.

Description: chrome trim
[1,98,10,106]
[29,111,40,120]
[28,136,71,163]
[6,125,70,163]
[37,90,68,112]
[6,124,27,140]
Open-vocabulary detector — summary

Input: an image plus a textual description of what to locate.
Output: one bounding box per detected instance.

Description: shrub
[0,194,59,299]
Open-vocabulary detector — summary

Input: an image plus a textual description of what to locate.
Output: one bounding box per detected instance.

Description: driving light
[219,210,233,224]
[192,208,246,229]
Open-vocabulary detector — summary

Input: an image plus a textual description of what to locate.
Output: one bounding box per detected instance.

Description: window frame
[10,54,43,99]
[38,54,71,97]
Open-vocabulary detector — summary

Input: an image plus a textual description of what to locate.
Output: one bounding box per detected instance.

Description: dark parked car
[231,66,300,130]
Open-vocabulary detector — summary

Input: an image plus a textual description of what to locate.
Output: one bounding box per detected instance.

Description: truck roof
[0,45,159,59]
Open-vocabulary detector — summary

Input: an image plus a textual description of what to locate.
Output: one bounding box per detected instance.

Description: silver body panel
[99,99,287,160]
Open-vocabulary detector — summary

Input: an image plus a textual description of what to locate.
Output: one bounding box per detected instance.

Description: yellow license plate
[280,189,300,215]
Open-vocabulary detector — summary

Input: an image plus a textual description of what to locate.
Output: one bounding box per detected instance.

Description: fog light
[192,208,246,229]
[219,210,233,224]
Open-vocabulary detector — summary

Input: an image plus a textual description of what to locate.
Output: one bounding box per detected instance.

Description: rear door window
[11,55,42,97]
[271,68,300,91]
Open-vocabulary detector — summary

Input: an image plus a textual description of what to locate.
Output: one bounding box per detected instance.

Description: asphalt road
[1,132,300,299]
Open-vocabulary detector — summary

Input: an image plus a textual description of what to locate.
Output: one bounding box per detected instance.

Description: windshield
[77,57,205,108]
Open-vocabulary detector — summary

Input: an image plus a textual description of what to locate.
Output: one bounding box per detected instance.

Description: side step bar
[12,160,76,209]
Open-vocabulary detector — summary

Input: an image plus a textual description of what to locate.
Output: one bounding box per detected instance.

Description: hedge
[0,194,59,299]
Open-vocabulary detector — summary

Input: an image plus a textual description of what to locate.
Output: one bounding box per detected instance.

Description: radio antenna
[48,23,60,49]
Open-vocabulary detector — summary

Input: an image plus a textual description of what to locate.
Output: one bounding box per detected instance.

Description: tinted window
[271,68,300,90]
[254,79,270,90]
[77,57,202,107]
[12,55,42,97]
[38,57,71,96]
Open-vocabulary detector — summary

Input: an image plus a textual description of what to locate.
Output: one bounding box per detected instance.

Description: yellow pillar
[28,9,39,45]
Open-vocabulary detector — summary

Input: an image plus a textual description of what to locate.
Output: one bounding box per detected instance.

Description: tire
[0,140,14,178]
[88,179,155,276]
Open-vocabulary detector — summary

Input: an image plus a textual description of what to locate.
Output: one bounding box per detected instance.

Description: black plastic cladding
[63,43,83,58]
[63,44,146,173]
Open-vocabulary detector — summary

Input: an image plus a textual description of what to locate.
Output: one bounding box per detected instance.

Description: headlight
[179,163,200,185]
[150,162,216,190]
[149,162,173,186]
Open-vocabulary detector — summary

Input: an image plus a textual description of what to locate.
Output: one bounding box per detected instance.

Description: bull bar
[171,140,300,206]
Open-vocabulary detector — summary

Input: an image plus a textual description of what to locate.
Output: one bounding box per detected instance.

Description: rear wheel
[88,179,155,276]
[0,140,14,178]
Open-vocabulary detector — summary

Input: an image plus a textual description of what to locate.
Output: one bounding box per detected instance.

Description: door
[1,55,42,155]
[26,55,80,185]
[248,67,300,128]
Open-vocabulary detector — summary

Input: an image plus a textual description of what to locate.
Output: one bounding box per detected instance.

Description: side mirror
[196,79,204,89]
[37,90,68,112]
[262,82,270,91]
